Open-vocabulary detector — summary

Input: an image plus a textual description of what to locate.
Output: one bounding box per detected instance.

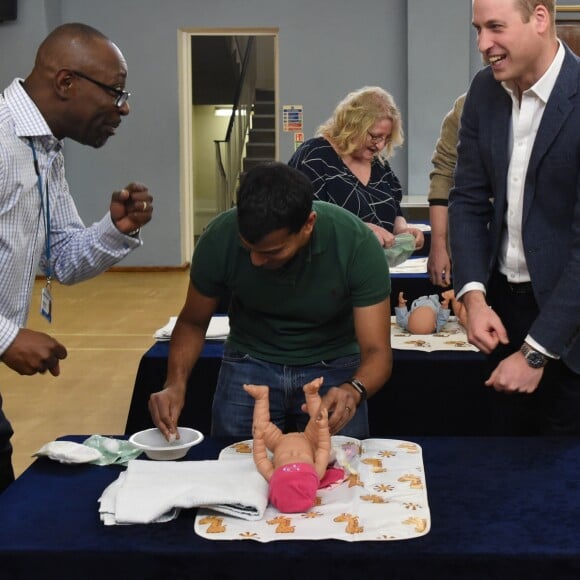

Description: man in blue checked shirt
[0,23,153,492]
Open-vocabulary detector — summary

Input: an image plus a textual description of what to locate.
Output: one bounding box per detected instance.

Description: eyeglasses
[367,132,389,145]
[72,71,130,108]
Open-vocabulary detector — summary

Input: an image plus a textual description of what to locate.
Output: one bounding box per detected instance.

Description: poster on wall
[283,105,303,132]
[294,131,304,151]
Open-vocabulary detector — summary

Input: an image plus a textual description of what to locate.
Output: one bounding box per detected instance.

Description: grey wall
[2,0,576,266]
[407,0,473,196]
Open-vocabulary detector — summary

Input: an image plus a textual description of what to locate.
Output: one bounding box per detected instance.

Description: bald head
[23,23,129,146]
[33,23,126,81]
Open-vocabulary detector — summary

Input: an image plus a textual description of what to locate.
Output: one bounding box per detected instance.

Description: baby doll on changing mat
[395,290,467,334]
[395,291,451,334]
[243,377,345,514]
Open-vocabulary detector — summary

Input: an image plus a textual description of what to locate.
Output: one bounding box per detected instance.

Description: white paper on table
[407,223,431,232]
[389,257,428,274]
[153,316,230,341]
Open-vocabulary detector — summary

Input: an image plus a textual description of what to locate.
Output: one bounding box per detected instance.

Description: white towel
[99,458,268,526]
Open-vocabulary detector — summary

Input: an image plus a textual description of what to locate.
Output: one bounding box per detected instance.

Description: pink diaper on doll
[268,463,319,513]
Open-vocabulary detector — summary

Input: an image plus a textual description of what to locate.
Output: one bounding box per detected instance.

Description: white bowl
[129,427,204,460]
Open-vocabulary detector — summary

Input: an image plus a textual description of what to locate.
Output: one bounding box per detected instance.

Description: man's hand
[427,246,452,287]
[148,386,185,442]
[307,385,359,435]
[463,291,509,353]
[110,182,153,235]
[1,328,67,376]
[485,351,543,393]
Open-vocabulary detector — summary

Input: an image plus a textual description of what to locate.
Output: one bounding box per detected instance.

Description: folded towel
[99,457,268,526]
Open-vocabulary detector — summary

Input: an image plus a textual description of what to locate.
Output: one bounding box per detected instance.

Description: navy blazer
[449,45,580,373]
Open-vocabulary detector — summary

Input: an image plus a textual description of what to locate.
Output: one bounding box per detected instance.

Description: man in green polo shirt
[149,163,392,439]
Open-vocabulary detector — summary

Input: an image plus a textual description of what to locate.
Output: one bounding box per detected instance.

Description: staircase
[243,89,276,172]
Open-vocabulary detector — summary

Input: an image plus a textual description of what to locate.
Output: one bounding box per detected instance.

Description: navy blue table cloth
[0,435,579,580]
[125,340,489,438]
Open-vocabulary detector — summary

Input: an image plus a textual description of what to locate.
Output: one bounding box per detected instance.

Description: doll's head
[268,462,319,513]
[407,305,437,334]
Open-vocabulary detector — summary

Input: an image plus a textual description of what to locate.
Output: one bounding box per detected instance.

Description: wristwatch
[347,378,368,407]
[520,343,548,369]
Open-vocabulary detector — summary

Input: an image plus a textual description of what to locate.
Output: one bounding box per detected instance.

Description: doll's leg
[303,377,324,419]
[303,378,328,452]
[243,384,284,450]
[312,407,332,477]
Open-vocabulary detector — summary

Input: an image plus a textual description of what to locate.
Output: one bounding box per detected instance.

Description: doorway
[177,28,279,263]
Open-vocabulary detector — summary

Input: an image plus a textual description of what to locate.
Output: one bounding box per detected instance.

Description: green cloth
[191,201,390,365]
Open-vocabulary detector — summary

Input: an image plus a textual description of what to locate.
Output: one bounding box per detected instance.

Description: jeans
[211,347,369,439]
[0,393,15,494]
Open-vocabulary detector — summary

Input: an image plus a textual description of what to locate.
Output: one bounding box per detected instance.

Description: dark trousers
[0,393,15,493]
[486,271,580,435]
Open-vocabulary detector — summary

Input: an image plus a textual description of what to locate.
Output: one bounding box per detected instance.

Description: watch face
[525,352,546,369]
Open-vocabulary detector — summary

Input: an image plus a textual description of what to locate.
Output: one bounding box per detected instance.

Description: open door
[177,28,278,264]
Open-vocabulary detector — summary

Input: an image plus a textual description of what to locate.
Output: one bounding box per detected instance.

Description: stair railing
[214,36,257,212]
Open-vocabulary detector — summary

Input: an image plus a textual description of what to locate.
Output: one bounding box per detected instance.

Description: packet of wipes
[83,435,143,465]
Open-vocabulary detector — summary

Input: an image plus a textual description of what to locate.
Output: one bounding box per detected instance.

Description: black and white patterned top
[289,136,404,231]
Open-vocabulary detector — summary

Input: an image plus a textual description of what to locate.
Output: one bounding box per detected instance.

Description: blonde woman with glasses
[289,86,424,251]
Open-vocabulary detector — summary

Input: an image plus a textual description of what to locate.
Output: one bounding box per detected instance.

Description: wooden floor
[0,270,190,478]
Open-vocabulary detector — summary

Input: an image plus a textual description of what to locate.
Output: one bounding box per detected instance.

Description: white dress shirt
[0,78,140,356]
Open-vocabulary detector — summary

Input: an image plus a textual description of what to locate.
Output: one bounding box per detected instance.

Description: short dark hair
[236,163,314,244]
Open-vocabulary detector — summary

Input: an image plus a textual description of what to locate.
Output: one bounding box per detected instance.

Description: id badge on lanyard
[28,138,54,323]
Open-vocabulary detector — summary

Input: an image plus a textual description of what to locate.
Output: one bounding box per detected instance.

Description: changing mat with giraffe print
[194,436,430,542]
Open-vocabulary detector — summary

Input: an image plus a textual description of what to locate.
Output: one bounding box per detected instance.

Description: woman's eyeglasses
[367,132,389,145]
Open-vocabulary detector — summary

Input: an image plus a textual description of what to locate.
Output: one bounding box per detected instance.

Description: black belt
[502,276,533,295]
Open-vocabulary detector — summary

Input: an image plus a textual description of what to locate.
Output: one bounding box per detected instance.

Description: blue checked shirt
[0,78,141,356]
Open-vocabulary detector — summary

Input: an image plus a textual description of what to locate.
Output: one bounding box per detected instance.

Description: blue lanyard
[27,138,52,280]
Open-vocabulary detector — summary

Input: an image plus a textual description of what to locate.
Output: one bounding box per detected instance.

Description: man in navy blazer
[449,0,580,434]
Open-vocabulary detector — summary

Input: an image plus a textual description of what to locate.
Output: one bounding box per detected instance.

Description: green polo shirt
[190,201,390,365]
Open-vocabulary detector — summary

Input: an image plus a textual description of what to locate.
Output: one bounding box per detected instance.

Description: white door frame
[176,27,279,264]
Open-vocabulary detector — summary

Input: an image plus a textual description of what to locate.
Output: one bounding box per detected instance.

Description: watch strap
[348,378,367,406]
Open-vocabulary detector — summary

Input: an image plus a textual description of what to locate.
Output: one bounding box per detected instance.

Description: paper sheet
[153,316,230,341]
[389,257,428,274]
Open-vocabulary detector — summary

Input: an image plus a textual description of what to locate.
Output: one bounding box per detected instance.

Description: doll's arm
[398,291,407,307]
